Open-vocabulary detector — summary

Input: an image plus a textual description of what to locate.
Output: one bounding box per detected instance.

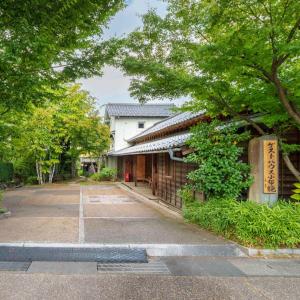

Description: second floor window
[138,122,145,129]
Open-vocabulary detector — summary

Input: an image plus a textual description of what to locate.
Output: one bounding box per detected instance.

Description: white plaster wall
[107,156,118,169]
[113,117,163,151]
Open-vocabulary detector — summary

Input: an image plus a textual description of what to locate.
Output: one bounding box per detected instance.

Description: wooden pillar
[122,157,126,181]
[151,154,155,195]
[134,155,137,187]
[248,135,278,205]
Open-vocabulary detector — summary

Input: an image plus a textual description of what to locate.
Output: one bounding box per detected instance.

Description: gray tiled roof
[110,132,190,156]
[105,103,175,117]
[127,111,205,142]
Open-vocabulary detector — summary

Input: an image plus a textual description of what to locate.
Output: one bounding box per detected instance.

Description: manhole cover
[97,260,170,274]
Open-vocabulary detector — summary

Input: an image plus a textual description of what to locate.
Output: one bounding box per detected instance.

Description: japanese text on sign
[263,140,278,194]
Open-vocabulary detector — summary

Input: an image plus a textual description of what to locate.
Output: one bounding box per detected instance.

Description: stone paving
[0,183,300,300]
[80,184,227,244]
[1,183,227,245]
[1,184,79,243]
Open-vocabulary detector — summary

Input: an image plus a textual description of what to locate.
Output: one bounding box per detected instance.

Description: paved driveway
[81,184,226,244]
[1,184,79,243]
[1,183,226,245]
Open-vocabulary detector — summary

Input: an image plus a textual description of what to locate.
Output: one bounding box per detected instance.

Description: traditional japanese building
[101,103,175,169]
[109,110,300,210]
[109,111,207,209]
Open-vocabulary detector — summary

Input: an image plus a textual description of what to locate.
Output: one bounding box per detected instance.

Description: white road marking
[79,187,85,243]
[82,217,158,219]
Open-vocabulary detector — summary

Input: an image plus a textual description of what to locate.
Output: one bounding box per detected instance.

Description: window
[138,122,145,129]
[164,153,173,178]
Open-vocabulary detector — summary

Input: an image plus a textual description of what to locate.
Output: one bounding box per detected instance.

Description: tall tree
[0,0,124,114]
[116,0,300,180]
[9,85,110,184]
[57,85,110,177]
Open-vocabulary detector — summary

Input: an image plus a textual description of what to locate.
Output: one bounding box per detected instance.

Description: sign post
[248,136,279,205]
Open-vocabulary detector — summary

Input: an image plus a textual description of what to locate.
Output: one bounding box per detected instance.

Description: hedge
[0,162,13,182]
[183,198,300,249]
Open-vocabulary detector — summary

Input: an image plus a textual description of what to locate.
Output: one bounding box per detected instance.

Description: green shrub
[185,120,252,200]
[0,191,7,213]
[90,172,101,181]
[78,169,89,177]
[90,167,117,181]
[0,162,13,182]
[182,196,300,249]
[26,176,38,185]
[291,182,300,201]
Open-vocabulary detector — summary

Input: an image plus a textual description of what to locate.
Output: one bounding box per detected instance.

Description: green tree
[19,106,63,184]
[9,85,110,184]
[56,84,110,177]
[116,0,300,180]
[0,0,124,114]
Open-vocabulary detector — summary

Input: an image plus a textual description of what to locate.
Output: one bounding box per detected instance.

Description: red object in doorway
[125,172,130,182]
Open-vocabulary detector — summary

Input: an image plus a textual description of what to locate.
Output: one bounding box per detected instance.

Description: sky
[79,0,186,107]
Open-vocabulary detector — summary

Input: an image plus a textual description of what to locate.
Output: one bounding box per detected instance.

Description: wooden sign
[263,140,278,194]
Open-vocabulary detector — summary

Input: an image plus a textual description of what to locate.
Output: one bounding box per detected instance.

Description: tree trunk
[49,164,56,184]
[282,153,300,182]
[36,161,43,185]
[272,74,300,126]
[71,159,76,178]
[97,157,102,173]
[226,106,300,182]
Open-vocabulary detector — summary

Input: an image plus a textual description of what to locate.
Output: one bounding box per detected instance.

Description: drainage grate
[97,260,170,274]
[0,247,148,263]
[0,261,31,272]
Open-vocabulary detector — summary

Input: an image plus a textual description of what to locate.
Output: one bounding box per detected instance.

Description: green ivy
[185,120,252,200]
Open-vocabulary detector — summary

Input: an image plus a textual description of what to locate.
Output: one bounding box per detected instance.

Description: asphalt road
[0,257,299,299]
[0,271,299,300]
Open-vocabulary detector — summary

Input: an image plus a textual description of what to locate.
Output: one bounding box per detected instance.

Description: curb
[118,183,299,258]
[239,246,300,257]
[0,243,246,257]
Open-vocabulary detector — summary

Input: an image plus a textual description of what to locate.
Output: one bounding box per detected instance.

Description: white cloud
[102,0,167,39]
[79,67,132,105]
[79,0,187,107]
